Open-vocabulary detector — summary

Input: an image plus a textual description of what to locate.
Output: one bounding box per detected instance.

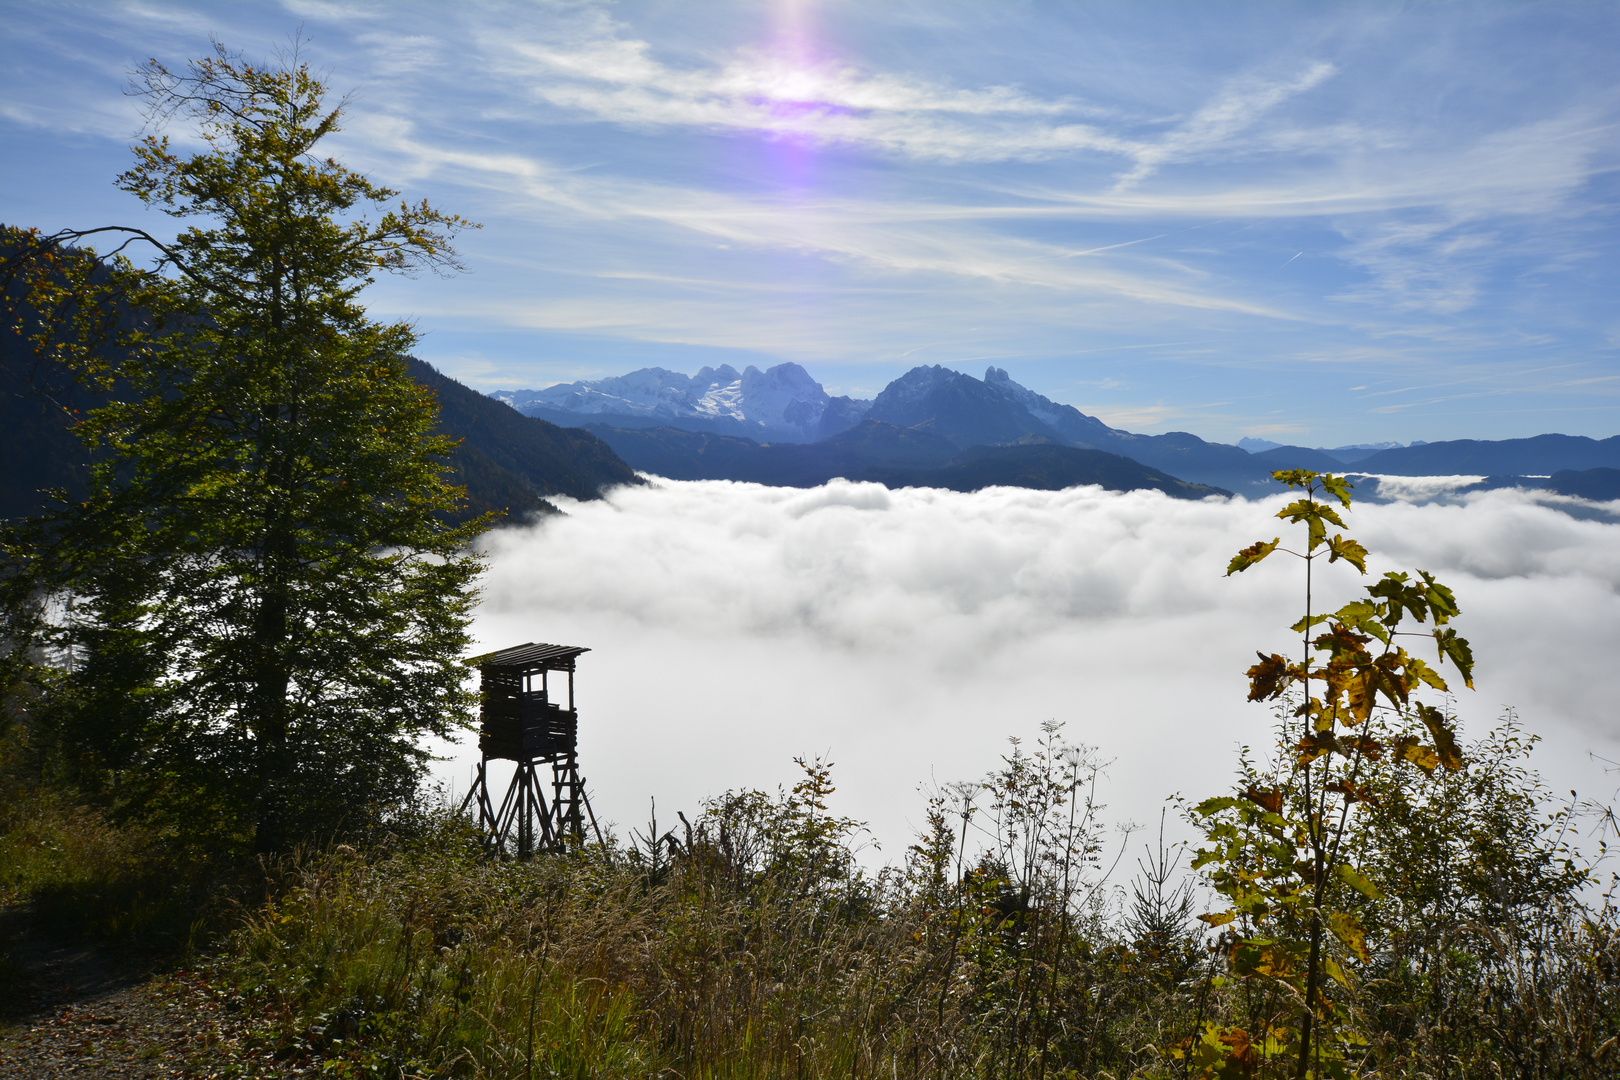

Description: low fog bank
[433,479,1620,865]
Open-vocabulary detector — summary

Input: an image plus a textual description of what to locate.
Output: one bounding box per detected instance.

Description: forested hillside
[590,419,1228,497]
[0,314,641,522]
[404,358,641,520]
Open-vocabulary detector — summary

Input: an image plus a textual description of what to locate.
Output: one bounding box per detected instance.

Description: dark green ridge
[587,420,1229,499]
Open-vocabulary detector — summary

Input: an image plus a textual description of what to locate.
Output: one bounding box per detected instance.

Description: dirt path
[1,930,303,1079]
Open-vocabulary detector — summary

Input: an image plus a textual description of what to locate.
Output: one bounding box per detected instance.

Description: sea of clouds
[434,479,1620,865]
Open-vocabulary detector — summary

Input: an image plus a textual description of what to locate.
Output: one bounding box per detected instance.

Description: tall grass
[6,722,1616,1077]
[222,738,1208,1079]
[220,728,1620,1080]
[234,840,649,1076]
[0,779,225,949]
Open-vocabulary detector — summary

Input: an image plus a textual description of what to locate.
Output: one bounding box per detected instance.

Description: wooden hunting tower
[459,642,601,858]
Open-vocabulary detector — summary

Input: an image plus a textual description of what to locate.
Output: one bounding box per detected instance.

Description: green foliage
[0,774,220,949]
[216,747,1189,1080]
[1344,715,1617,1074]
[5,737,1615,1077]
[231,834,650,1078]
[1188,470,1479,1078]
[0,43,486,851]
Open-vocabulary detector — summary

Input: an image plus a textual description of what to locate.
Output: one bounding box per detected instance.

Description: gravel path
[0,931,305,1079]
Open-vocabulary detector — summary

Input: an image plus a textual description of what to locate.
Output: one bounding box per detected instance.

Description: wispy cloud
[346,113,1303,324]
[1112,61,1339,188]
[494,20,1139,164]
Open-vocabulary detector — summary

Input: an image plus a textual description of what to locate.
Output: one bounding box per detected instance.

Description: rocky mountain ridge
[500,362,1620,497]
[494,362,866,444]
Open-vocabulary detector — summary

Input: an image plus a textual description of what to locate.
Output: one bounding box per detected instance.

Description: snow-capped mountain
[493,362,869,443]
[483,360,1620,496]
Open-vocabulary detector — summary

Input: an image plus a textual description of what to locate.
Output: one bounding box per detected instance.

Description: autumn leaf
[1295,731,1337,766]
[1333,599,1386,641]
[1338,735,1385,761]
[1418,704,1465,771]
[1245,652,1290,701]
[1366,571,1426,627]
[1325,777,1376,804]
[1434,627,1475,689]
[1418,570,1461,624]
[1289,612,1332,634]
[1318,473,1355,508]
[1276,499,1346,551]
[1327,910,1372,963]
[1244,787,1284,814]
[1218,1026,1260,1071]
[1346,669,1376,725]
[1326,534,1368,573]
[1234,940,1300,978]
[1392,735,1440,775]
[1313,621,1373,661]
[1227,537,1280,576]
[1403,654,1449,693]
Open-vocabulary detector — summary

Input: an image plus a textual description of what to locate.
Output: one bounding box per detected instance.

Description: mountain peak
[871,365,967,409]
[693,364,743,384]
[493,361,870,443]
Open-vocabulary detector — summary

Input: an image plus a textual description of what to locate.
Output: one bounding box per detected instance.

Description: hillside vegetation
[4,720,1615,1078]
[0,342,641,524]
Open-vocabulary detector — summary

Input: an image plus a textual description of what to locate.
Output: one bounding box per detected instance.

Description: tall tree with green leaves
[0,42,485,850]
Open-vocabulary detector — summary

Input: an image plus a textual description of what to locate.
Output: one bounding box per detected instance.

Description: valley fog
[437,479,1620,863]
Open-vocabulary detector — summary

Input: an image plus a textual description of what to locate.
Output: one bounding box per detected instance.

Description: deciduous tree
[1179,470,1475,1079]
[0,41,485,850]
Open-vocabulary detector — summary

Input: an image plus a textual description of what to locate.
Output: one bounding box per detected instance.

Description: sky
[440,482,1620,870]
[4,1,1619,445]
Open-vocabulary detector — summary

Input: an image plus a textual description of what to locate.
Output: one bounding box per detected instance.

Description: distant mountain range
[14,242,1615,524]
[500,363,1620,499]
[1237,437,1424,464]
[584,419,1226,499]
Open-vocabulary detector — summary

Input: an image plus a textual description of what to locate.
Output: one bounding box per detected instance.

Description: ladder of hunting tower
[459,642,602,858]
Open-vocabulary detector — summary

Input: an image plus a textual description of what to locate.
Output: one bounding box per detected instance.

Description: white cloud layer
[437,481,1620,864]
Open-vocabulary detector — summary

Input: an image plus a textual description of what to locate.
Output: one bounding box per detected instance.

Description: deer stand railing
[459,642,603,858]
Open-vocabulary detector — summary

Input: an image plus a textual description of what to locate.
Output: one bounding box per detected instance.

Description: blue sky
[3,1,1618,445]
